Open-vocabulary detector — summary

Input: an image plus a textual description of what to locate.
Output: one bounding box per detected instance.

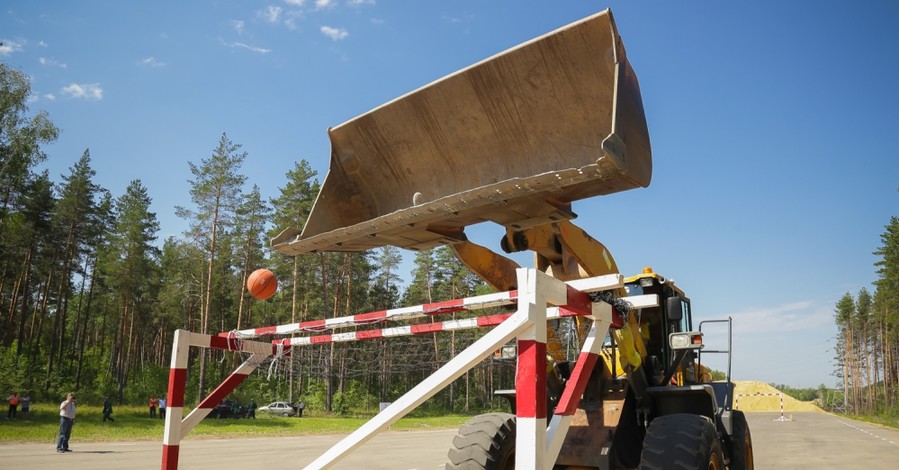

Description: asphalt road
[2,412,898,469]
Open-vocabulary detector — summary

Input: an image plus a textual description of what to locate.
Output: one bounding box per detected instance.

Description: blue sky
[3,1,898,388]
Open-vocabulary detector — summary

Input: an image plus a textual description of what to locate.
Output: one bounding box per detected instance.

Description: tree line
[833,215,899,416]
[1,63,525,413]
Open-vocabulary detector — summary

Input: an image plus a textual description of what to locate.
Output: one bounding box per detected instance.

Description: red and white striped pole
[162,330,189,470]
[515,270,570,469]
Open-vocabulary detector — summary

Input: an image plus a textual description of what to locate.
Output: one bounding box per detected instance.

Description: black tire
[728,411,754,470]
[446,413,516,470]
[641,414,724,470]
[281,412,289,417]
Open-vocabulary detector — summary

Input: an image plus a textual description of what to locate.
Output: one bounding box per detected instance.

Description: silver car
[257,401,296,417]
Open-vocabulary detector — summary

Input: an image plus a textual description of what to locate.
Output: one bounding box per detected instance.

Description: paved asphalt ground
[2,412,898,469]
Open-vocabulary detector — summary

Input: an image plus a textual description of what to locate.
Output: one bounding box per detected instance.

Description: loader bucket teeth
[273,9,651,255]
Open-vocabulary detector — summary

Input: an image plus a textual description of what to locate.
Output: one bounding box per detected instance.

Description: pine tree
[233,185,270,331]
[834,292,855,412]
[269,160,319,403]
[176,133,247,399]
[44,150,102,393]
[873,216,899,410]
[103,180,160,400]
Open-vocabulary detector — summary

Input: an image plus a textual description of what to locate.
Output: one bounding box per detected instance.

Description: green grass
[837,411,899,430]
[0,403,473,443]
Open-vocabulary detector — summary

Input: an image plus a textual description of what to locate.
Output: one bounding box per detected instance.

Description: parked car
[258,401,296,417]
[207,399,246,419]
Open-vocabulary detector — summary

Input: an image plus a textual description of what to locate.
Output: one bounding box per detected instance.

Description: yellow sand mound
[732,381,822,413]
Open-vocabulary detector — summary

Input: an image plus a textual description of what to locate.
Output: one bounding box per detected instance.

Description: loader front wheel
[640,414,724,470]
[729,411,754,470]
[446,413,516,470]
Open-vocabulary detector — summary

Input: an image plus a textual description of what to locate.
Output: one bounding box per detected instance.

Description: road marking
[837,420,898,446]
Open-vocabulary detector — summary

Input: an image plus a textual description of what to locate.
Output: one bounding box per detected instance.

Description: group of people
[6,391,31,419]
[148,394,167,418]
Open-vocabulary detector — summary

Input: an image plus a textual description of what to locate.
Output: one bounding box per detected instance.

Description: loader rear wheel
[445,413,516,470]
[729,411,754,470]
[640,414,724,470]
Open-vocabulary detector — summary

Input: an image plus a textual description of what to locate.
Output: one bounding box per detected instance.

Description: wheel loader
[272,9,753,470]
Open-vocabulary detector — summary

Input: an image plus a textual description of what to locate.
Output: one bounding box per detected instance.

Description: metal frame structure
[161,332,287,469]
[161,268,657,469]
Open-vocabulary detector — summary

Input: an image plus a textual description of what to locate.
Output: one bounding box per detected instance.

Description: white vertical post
[515,269,567,469]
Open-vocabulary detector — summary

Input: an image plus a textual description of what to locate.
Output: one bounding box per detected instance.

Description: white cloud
[284,0,305,5]
[39,57,67,68]
[259,5,282,23]
[232,20,245,34]
[0,39,24,56]
[44,93,56,101]
[348,0,375,6]
[234,42,271,54]
[140,57,166,68]
[219,38,272,54]
[62,83,103,101]
[320,25,348,41]
[315,0,337,9]
[38,41,48,48]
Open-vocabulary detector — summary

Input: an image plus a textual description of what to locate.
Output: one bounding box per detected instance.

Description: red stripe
[310,334,332,344]
[411,322,444,334]
[557,306,584,318]
[208,336,284,356]
[199,373,249,409]
[423,298,465,314]
[564,286,592,316]
[356,329,383,340]
[208,336,242,350]
[516,339,547,419]
[166,368,188,408]
[354,310,387,322]
[477,313,512,326]
[304,319,326,330]
[161,444,179,470]
[555,352,598,416]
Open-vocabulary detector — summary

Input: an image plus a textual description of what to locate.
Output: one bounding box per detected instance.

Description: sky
[2,0,898,389]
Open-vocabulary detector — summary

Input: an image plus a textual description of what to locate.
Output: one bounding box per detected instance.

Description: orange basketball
[247,268,277,300]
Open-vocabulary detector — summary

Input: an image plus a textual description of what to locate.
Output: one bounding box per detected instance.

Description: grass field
[0,403,472,444]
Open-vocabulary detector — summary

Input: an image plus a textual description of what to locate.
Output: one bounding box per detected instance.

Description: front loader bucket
[273,9,651,255]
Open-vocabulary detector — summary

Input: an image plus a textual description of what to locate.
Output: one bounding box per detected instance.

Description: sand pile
[732,381,822,413]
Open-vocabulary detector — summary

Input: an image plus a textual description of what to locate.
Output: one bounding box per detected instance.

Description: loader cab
[624,268,693,384]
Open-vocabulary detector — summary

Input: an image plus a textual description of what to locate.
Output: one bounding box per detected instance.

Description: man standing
[20,392,30,418]
[102,397,115,422]
[6,392,19,419]
[57,393,76,453]
[246,399,256,419]
[148,395,158,418]
[158,396,166,419]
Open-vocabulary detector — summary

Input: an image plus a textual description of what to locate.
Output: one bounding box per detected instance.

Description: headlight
[669,332,704,350]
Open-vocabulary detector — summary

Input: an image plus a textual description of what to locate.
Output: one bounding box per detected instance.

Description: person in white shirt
[158,396,167,419]
[56,392,76,453]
